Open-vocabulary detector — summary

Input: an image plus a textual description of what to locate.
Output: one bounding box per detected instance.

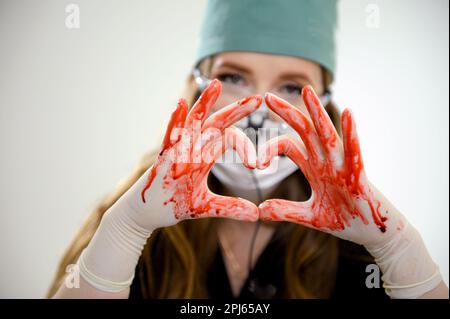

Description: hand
[122,79,261,231]
[256,86,444,298]
[257,86,405,247]
[75,80,261,293]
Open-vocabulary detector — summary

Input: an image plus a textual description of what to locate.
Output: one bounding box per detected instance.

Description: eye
[279,83,303,96]
[217,72,247,86]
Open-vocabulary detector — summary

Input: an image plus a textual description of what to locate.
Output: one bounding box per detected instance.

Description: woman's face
[208,52,324,121]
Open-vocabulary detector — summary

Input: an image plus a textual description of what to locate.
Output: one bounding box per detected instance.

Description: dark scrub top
[207,232,388,299]
[129,228,389,299]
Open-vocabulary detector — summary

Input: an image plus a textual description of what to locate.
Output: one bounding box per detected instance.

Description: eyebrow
[213,60,314,84]
[279,72,313,84]
[212,61,252,74]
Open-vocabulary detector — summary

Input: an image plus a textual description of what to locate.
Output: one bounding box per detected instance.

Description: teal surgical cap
[196,0,337,77]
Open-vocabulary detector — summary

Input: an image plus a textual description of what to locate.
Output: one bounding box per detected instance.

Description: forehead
[211,52,322,78]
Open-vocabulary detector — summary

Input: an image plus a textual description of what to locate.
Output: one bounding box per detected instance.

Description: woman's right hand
[53,80,262,296]
[117,79,261,231]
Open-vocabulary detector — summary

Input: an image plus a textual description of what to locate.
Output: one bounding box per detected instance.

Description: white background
[0,0,448,298]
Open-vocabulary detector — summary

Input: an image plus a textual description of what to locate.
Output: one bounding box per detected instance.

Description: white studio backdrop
[0,0,448,298]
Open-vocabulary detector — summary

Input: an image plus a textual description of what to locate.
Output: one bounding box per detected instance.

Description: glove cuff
[366,222,442,298]
[76,204,152,292]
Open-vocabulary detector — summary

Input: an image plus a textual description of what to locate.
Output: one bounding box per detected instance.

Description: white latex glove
[257,86,442,298]
[78,79,261,292]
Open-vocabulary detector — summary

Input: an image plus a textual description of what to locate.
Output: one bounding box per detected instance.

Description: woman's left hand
[257,85,406,247]
[257,86,446,299]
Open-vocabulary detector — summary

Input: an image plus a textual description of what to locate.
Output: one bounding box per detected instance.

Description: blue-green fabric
[196,0,337,77]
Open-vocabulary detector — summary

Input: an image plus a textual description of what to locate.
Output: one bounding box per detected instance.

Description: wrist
[365,222,442,298]
[77,203,153,292]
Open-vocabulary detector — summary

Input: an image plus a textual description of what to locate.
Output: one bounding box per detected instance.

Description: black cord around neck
[248,169,263,274]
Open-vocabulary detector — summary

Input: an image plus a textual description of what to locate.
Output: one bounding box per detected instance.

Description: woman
[48,0,448,299]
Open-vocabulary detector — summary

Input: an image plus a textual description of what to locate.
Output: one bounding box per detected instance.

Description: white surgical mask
[211,150,299,201]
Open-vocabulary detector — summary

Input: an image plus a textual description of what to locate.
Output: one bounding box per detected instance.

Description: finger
[185,79,221,129]
[202,95,262,132]
[302,85,344,167]
[224,126,257,169]
[201,126,257,174]
[341,108,364,176]
[161,98,188,154]
[265,92,325,161]
[258,199,315,226]
[195,191,259,222]
[142,100,187,202]
[257,134,308,173]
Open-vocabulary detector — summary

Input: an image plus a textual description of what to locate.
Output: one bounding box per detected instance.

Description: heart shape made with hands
[140,79,389,237]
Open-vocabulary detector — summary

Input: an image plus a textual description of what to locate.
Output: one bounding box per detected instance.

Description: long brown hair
[47,59,343,299]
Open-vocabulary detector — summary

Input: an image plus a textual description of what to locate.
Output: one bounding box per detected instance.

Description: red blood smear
[342,110,387,232]
[186,79,221,127]
[140,94,256,221]
[141,165,157,204]
[141,98,187,204]
[261,156,387,233]
[161,99,188,155]
[262,95,387,233]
